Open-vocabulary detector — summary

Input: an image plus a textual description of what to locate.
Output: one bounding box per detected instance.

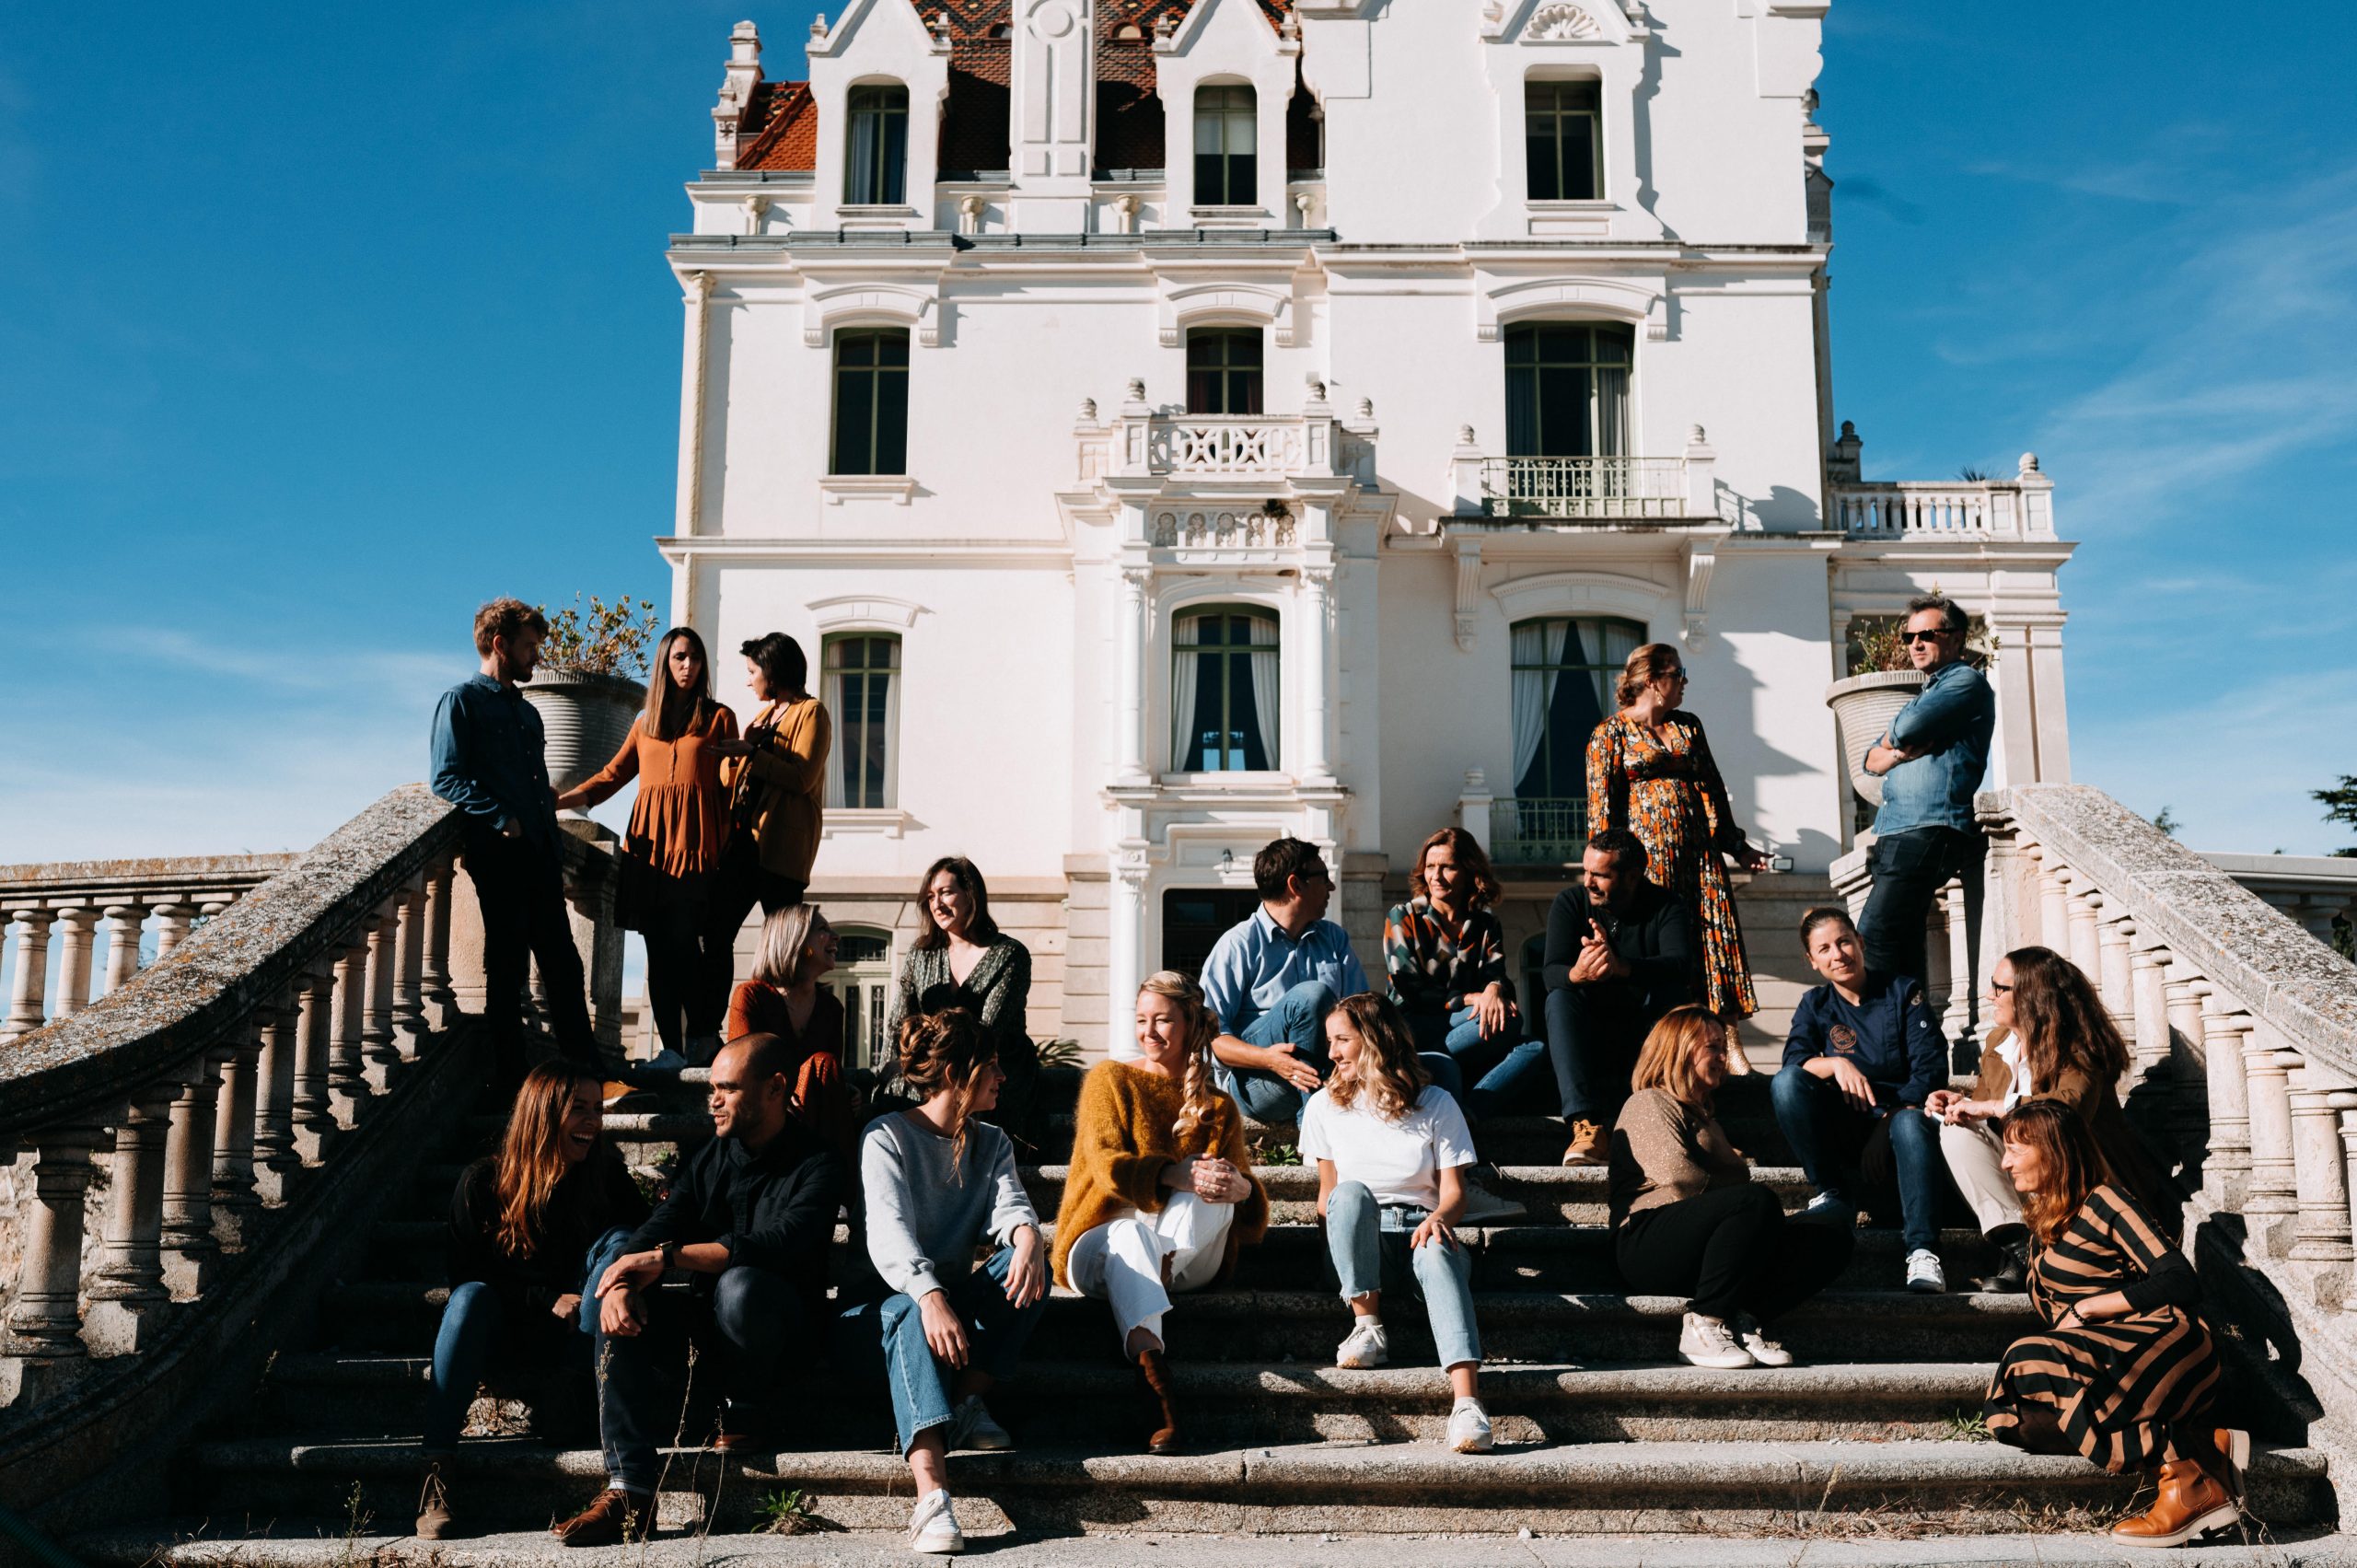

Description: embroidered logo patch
[1828,1023,1859,1056]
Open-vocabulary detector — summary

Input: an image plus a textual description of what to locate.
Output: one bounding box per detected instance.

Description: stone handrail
[1831,455,2056,541]
[1,857,296,1043]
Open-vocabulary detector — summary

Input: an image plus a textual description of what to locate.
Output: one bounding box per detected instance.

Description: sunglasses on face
[1902,629,1951,645]
[1991,980,2013,993]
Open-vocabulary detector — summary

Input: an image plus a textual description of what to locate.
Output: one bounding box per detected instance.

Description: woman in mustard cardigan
[1052,970,1268,1455]
[707,632,830,1009]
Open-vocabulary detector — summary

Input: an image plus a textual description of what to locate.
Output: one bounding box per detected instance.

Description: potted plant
[525,594,659,804]
[1824,612,1997,806]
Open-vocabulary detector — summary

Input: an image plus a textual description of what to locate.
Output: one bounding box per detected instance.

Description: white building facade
[660,0,2076,1065]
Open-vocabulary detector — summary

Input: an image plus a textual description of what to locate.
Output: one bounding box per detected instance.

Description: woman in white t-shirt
[1300,992,1493,1455]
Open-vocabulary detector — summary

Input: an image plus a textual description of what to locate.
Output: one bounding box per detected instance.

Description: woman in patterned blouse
[1983,1098,2245,1549]
[1383,829,1519,1074]
[1586,644,1771,1070]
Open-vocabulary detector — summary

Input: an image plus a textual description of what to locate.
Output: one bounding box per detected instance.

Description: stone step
[169,1434,2336,1539]
[252,1353,2002,1446]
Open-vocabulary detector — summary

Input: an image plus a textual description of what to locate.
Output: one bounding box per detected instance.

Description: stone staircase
[75,1065,2336,1561]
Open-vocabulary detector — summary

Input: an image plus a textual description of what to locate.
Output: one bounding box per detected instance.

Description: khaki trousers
[1940,1120,2026,1235]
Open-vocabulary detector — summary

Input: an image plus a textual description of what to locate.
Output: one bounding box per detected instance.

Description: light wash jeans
[1324,1179,1481,1370]
[840,1245,1048,1451]
[1064,1191,1235,1350]
[1215,981,1464,1122]
[424,1225,633,1454]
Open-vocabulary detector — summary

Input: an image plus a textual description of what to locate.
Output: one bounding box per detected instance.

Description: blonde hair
[1614,643,1684,708]
[1630,1005,1728,1110]
[1136,970,1223,1143]
[750,904,826,989]
[1324,993,1428,1123]
[898,1008,997,1179]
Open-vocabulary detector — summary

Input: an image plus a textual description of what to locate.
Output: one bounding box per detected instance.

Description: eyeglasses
[1991,980,2013,993]
[1901,629,1952,645]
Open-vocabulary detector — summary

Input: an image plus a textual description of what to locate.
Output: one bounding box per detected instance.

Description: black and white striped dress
[1983,1183,2219,1472]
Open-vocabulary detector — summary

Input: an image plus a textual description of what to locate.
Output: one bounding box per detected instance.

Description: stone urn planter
[1825,668,1928,807]
[523,668,644,807]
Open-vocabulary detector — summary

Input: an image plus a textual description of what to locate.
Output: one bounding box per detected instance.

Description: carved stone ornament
[1525,3,1601,40]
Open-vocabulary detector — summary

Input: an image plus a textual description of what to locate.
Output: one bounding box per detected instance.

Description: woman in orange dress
[557,627,744,1068]
[1586,643,1771,1068]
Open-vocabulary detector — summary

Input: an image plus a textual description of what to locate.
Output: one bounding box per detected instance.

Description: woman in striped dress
[1982,1099,2246,1549]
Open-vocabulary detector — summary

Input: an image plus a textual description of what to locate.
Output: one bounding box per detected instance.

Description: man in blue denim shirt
[1201,838,1373,1125]
[430,598,598,1083]
[1860,593,1995,993]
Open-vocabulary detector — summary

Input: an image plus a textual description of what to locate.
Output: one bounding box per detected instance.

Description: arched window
[1507,614,1644,844]
[845,84,910,204]
[832,925,898,1070]
[830,329,910,476]
[1193,84,1258,205]
[1527,79,1602,201]
[1173,606,1279,772]
[824,633,901,807]
[1185,329,1263,415]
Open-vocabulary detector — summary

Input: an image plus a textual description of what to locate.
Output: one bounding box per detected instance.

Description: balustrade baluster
[162,1049,230,1295]
[2096,904,2134,1024]
[250,996,303,1203]
[423,857,458,1030]
[2289,1082,2357,1263]
[150,900,194,959]
[393,878,428,1058]
[2037,856,2069,951]
[2243,1029,2303,1228]
[210,1019,263,1248]
[51,904,97,1018]
[86,1086,178,1353]
[330,933,372,1126]
[2202,997,2254,1207]
[362,905,401,1089]
[1937,877,1974,1052]
[100,902,146,996]
[2129,944,2172,1073]
[2065,880,2103,981]
[0,1125,104,1404]
[2,907,53,1042]
[292,960,339,1160]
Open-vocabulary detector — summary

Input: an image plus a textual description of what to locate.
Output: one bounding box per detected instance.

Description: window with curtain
[1509,614,1643,801]
[1185,329,1263,415]
[845,84,910,204]
[824,633,900,808]
[1505,322,1632,459]
[830,330,910,476]
[1193,84,1258,205]
[1172,607,1279,772]
[832,926,896,1069]
[1526,79,1601,201]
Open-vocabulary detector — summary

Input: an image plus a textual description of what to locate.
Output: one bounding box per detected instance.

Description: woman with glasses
[1586,644,1772,1069]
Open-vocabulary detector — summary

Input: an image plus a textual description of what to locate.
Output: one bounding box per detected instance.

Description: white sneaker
[1906,1249,1946,1294]
[948,1394,1012,1451]
[1335,1318,1389,1369]
[908,1488,964,1554]
[1736,1314,1795,1367]
[1678,1310,1758,1369]
[1446,1401,1494,1453]
[1455,1172,1528,1226]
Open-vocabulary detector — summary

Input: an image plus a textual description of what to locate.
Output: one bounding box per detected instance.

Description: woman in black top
[418,1062,648,1539]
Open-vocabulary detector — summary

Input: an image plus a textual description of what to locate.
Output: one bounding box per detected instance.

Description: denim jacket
[429,674,561,856]
[1873,661,1994,837]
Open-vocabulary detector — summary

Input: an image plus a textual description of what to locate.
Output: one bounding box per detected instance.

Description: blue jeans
[1324,1180,1481,1369]
[841,1245,1048,1451]
[424,1225,633,1454]
[1771,1066,1945,1252]
[598,1262,808,1493]
[1411,1005,1551,1121]
[1216,981,1461,1121]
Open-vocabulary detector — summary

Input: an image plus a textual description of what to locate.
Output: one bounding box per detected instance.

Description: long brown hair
[2003,946,2131,1093]
[494,1061,605,1260]
[1408,826,1502,910]
[1324,993,1430,1122]
[898,1007,998,1179]
[642,626,718,743]
[2001,1098,2102,1246]
[1630,1005,1727,1110]
[911,856,1003,950]
[1137,970,1223,1143]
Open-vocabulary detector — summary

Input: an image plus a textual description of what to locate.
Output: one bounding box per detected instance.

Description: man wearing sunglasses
[1858,594,1995,996]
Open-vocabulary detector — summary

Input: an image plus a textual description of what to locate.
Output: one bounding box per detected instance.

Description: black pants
[1616,1184,1854,1325]
[1859,826,1985,994]
[465,832,596,1077]
[595,1267,805,1493]
[640,873,726,1059]
[702,842,807,1045]
[1545,981,1666,1124]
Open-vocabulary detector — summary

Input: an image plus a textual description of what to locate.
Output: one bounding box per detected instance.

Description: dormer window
[1526,79,1601,201]
[845,84,910,204]
[1193,85,1258,205]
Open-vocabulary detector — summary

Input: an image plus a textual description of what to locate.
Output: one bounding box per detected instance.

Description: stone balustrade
[1829,453,2057,541]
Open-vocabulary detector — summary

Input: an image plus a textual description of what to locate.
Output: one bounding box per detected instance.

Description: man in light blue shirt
[1860,593,1996,993]
[1201,838,1373,1123]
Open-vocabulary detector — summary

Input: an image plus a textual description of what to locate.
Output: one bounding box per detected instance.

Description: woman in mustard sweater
[1052,970,1269,1454]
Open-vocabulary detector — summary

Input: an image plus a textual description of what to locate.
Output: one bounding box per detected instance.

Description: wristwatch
[658,1239,679,1272]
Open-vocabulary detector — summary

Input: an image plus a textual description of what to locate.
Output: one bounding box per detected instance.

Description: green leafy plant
[1254,1137,1303,1167]
[2152,806,2181,840]
[1034,1037,1085,1072]
[1937,1410,1991,1441]
[537,593,661,680]
[757,1488,827,1535]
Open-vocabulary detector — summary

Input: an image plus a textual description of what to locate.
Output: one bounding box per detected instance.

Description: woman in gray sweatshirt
[850,1007,1048,1555]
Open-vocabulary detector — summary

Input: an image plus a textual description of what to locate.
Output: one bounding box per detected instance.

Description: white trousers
[1064,1191,1235,1350]
[1940,1120,2026,1235]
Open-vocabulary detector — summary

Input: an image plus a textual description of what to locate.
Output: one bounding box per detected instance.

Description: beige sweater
[1608,1087,1749,1228]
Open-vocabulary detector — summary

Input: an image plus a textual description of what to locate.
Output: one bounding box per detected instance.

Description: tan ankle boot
[2108,1458,2237,1548]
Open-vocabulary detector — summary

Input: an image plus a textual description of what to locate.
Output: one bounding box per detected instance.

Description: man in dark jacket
[552,1033,846,1547]
[1545,828,1696,1166]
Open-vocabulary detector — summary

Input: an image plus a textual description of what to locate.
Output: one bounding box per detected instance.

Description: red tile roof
[738,80,817,170]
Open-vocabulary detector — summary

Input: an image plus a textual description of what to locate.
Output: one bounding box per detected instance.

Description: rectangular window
[1526,80,1601,202]
[1173,609,1278,772]
[1161,887,1262,979]
[824,633,901,808]
[1184,329,1264,416]
[1504,321,1631,459]
[1193,85,1258,205]
[830,330,910,476]
[846,84,910,204]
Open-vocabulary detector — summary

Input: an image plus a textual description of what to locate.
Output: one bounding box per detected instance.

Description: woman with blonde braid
[1054,972,1270,1454]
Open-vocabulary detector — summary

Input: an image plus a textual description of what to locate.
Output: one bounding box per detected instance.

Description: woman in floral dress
[1586,644,1771,1068]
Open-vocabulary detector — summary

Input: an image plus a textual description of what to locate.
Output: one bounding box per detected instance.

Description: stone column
[150,900,194,960]
[100,902,146,996]
[361,906,401,1089]
[2,907,53,1042]
[392,878,429,1060]
[2288,1081,2357,1263]
[1106,845,1148,1061]
[50,904,97,1018]
[0,1126,103,1404]
[86,1086,178,1353]
[422,857,459,1031]
[1938,877,1973,1051]
[1297,567,1336,784]
[2166,967,2210,1160]
[329,933,372,1126]
[675,269,714,536]
[210,1020,264,1249]
[2242,1027,2302,1226]
[2201,997,2254,1209]
[2129,944,2172,1073]
[291,960,340,1161]
[251,997,303,1203]
[2036,854,2068,953]
[2096,903,2133,1022]
[1115,565,1150,784]
[162,1050,229,1296]
[2064,879,2103,981]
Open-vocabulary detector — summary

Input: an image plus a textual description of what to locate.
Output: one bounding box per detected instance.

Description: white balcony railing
[1480,457,1692,521]
[1148,417,1306,477]
[1832,454,2058,541]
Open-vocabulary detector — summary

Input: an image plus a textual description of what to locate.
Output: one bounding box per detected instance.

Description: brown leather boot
[1137,1347,1182,1455]
[2108,1458,2238,1548]
[552,1488,654,1548]
[2212,1427,2251,1498]
[1561,1119,1607,1167]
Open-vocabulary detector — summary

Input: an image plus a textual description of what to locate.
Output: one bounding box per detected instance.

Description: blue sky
[1,2,2351,865]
